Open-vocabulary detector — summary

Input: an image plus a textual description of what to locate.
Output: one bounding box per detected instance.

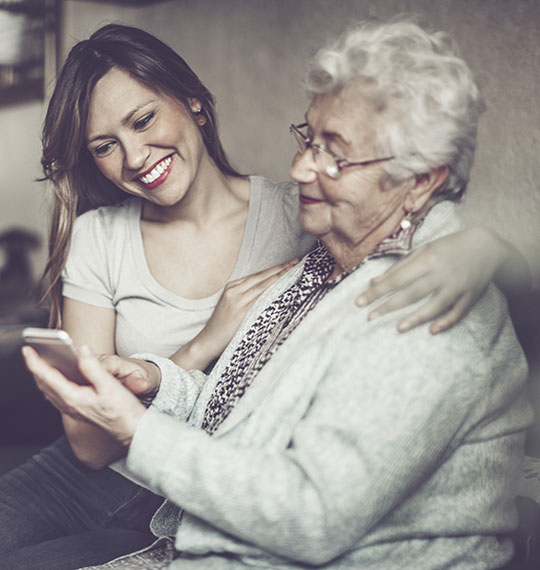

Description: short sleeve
[237,178,315,277]
[62,206,120,309]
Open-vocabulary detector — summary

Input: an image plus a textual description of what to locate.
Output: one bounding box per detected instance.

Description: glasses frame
[290,122,394,180]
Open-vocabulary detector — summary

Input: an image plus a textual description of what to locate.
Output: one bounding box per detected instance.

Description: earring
[400,212,413,231]
[192,105,206,126]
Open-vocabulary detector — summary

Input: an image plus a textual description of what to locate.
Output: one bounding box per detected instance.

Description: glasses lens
[290,124,340,179]
[291,126,307,152]
[315,147,340,179]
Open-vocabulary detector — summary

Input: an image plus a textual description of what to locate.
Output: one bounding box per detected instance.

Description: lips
[299,195,323,205]
[138,155,173,189]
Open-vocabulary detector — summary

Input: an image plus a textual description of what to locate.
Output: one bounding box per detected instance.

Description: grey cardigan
[126,201,532,569]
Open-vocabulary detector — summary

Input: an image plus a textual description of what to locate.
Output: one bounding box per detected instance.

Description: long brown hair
[40,24,241,326]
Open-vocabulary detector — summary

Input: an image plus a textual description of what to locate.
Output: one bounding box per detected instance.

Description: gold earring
[192,105,206,126]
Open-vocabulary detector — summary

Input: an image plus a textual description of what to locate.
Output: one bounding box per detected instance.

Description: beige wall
[1,0,539,282]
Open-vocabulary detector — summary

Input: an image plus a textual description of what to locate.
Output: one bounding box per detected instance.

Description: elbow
[70,443,108,470]
[251,490,362,565]
[272,521,355,565]
[63,415,123,470]
[283,542,345,566]
[80,457,107,471]
[298,541,347,566]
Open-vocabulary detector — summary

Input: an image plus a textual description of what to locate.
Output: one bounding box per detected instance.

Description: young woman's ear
[187,98,202,113]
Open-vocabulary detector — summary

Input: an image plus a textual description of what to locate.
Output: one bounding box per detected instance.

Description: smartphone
[22,327,87,385]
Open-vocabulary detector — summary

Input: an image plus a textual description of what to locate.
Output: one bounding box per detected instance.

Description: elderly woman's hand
[23,345,146,448]
[356,227,522,334]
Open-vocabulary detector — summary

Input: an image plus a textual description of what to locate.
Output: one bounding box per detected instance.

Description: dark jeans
[0,437,164,570]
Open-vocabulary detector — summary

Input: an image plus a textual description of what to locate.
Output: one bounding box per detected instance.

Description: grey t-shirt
[62,176,315,357]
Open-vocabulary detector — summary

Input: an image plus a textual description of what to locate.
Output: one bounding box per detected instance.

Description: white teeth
[139,156,172,185]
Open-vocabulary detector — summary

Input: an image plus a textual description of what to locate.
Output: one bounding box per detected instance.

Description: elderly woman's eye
[134,112,155,130]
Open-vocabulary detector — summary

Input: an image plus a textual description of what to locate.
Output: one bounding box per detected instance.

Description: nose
[289,147,318,184]
[123,135,150,172]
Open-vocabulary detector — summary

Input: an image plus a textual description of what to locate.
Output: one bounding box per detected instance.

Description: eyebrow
[86,99,157,145]
[303,112,352,149]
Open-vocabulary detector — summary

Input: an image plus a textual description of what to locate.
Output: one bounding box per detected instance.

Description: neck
[325,241,368,279]
[323,218,404,279]
[143,158,247,226]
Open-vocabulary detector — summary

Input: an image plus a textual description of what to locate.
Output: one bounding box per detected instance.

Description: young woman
[0,23,526,568]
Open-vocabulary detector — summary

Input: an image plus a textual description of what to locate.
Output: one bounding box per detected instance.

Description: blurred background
[0,0,538,470]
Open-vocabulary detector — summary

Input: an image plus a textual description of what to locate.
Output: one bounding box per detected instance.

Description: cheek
[170,114,198,143]
[93,156,118,182]
[348,172,402,210]
[329,182,381,224]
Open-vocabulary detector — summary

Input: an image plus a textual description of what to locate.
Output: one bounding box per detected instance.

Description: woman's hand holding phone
[22,343,146,449]
[22,327,161,398]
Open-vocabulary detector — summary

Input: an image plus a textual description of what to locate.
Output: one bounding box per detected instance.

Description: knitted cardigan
[122,201,532,569]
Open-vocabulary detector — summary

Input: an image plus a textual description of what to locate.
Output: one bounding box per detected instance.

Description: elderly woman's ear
[404,165,449,213]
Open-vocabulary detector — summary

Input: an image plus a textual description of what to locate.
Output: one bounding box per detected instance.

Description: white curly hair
[305,17,486,201]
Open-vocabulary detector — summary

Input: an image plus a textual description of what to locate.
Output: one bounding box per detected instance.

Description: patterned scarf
[202,220,420,435]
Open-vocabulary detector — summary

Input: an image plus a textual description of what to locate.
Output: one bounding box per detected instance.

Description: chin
[299,216,326,240]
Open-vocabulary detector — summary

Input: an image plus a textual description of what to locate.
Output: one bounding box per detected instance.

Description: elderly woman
[24,19,530,570]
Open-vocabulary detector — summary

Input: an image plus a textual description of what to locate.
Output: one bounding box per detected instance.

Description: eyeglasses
[289,122,394,180]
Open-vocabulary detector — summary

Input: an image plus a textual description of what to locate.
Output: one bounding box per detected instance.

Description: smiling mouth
[138,155,173,187]
[299,195,323,205]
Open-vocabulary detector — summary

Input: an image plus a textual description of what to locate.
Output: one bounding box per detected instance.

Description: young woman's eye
[134,112,155,130]
[93,142,115,157]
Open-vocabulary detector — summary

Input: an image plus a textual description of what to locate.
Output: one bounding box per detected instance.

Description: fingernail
[397,322,410,333]
[368,311,379,321]
[80,345,92,356]
[357,295,368,307]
